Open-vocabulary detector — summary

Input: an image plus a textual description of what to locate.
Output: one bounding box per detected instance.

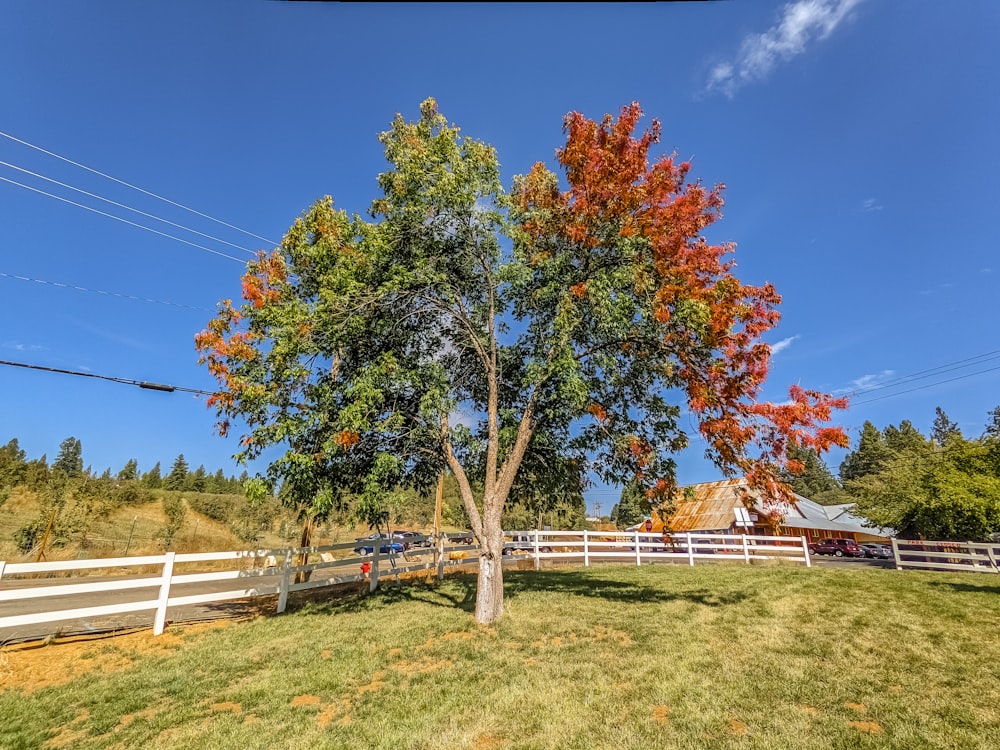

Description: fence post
[0,560,5,583]
[277,549,292,613]
[741,535,750,563]
[634,530,641,566]
[802,536,811,567]
[437,535,445,580]
[370,544,380,593]
[153,552,175,636]
[533,529,540,571]
[687,533,695,566]
[891,537,901,570]
[583,531,590,567]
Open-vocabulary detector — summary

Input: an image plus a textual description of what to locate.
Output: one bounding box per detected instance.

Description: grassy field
[1,563,998,749]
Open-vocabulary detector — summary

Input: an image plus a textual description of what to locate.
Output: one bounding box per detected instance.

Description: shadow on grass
[287,567,752,619]
[929,581,1000,596]
[504,569,751,607]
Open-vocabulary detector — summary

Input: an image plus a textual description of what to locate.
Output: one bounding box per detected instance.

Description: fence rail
[0,531,808,639]
[891,538,1000,573]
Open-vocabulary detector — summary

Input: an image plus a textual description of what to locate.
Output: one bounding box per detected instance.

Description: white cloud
[769,335,799,356]
[707,0,864,97]
[834,369,894,395]
[862,198,883,212]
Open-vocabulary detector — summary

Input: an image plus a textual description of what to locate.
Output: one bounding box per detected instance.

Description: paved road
[0,551,894,645]
[0,552,432,645]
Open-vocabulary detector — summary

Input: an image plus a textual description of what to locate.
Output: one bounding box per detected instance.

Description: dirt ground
[0,620,235,693]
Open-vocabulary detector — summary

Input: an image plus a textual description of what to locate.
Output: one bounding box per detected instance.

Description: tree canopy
[197,100,847,623]
[845,412,1000,541]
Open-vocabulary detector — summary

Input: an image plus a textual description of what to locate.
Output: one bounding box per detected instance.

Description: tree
[931,406,960,445]
[611,481,648,530]
[142,462,162,489]
[197,100,846,624]
[883,420,926,453]
[839,421,891,482]
[52,437,83,478]
[190,465,208,493]
[117,458,139,482]
[781,441,846,505]
[165,454,189,491]
[0,438,27,487]
[850,433,1000,540]
[985,406,1000,438]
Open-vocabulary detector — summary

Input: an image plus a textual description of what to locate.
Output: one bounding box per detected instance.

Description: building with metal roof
[628,478,890,543]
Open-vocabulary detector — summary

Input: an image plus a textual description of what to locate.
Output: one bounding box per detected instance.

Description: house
[628,478,891,543]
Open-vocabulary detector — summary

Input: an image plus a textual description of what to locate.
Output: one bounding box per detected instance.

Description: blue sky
[2,1,998,516]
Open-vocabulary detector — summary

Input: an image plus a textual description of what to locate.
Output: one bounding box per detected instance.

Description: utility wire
[0,129,276,245]
[0,159,257,255]
[0,271,215,312]
[850,364,1000,405]
[0,359,213,396]
[0,175,244,263]
[840,350,1000,398]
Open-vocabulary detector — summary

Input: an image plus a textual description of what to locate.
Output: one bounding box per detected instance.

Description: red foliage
[513,102,848,500]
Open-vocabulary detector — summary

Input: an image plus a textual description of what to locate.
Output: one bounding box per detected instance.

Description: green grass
[2,564,999,749]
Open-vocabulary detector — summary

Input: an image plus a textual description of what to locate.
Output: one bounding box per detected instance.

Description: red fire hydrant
[360,560,372,578]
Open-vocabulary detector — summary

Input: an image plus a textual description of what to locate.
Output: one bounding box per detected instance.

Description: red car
[808,538,865,558]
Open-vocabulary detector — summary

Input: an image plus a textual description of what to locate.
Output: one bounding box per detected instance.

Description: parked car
[391,531,430,550]
[860,543,892,559]
[502,534,552,555]
[354,534,405,556]
[808,538,865,558]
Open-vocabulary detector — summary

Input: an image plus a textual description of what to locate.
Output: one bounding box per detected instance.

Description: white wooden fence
[505,530,811,569]
[0,530,808,639]
[891,538,1000,573]
[0,533,479,638]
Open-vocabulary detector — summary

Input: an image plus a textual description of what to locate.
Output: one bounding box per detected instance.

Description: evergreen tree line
[609,406,1000,542]
[0,437,248,496]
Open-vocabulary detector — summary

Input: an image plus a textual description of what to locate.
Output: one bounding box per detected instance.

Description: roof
[625,478,890,538]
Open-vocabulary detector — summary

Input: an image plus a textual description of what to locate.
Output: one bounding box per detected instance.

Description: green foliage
[142,461,162,488]
[610,481,648,529]
[165,454,189,491]
[986,405,1000,438]
[13,518,44,554]
[158,495,187,548]
[839,421,892,482]
[932,406,961,445]
[848,412,1000,541]
[52,436,83,478]
[117,458,139,481]
[0,438,27,487]
[781,442,848,505]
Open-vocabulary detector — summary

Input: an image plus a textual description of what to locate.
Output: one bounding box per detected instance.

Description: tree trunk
[475,523,505,624]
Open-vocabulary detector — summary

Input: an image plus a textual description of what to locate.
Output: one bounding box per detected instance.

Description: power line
[0,175,244,263]
[851,364,1000,406]
[0,159,257,255]
[0,271,215,312]
[841,350,1000,399]
[0,359,213,396]
[0,129,277,245]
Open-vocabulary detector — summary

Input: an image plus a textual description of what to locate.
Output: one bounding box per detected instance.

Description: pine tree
[190,465,207,493]
[840,422,891,482]
[142,462,162,489]
[117,458,139,481]
[883,420,927,453]
[53,437,83,478]
[165,454,189,490]
[985,406,1000,439]
[782,442,844,503]
[931,406,961,445]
